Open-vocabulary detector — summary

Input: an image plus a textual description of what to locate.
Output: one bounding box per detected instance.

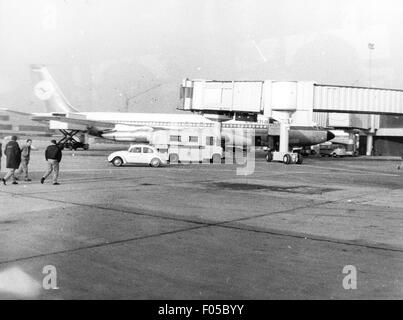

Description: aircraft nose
[327,131,335,141]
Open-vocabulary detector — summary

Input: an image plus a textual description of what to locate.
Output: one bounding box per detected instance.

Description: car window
[130,147,142,153]
[143,147,154,153]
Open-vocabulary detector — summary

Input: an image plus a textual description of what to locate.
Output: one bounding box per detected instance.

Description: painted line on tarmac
[302,164,400,176]
[22,165,402,177]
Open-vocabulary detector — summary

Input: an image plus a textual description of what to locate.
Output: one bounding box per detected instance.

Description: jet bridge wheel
[265,152,273,162]
[283,154,292,164]
[296,154,303,164]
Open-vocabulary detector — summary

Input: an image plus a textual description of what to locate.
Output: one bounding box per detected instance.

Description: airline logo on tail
[31,64,78,113]
[34,80,55,100]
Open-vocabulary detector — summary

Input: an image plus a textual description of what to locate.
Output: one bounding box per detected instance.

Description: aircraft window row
[169,135,216,145]
[114,120,217,128]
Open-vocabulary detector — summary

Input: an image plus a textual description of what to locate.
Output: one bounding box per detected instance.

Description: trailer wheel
[283,154,291,164]
[211,154,221,164]
[112,157,123,167]
[265,152,273,162]
[296,154,303,164]
[169,153,179,163]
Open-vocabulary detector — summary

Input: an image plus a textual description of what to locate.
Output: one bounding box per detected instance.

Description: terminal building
[0,111,53,140]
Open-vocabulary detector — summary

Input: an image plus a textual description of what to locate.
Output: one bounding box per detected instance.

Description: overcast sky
[1,0,403,113]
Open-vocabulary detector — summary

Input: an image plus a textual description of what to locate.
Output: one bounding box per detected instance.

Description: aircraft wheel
[283,154,291,164]
[112,157,123,167]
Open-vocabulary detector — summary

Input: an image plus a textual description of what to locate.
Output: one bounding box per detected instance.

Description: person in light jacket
[15,139,32,181]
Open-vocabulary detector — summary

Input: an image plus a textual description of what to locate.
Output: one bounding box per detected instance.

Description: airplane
[2,65,335,150]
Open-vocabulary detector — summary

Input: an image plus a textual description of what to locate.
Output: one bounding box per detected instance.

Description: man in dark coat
[1,136,21,185]
[41,139,62,185]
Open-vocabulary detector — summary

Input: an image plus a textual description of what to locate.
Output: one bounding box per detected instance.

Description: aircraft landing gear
[57,130,89,150]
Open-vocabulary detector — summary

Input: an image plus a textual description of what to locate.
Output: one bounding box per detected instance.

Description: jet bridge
[179,79,403,157]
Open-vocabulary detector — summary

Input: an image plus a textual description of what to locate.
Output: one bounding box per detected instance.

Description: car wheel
[150,158,161,167]
[265,152,273,162]
[211,154,221,164]
[169,153,179,163]
[283,154,291,164]
[112,157,123,167]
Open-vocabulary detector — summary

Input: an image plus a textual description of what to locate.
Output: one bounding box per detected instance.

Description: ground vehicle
[108,144,168,167]
[152,128,223,163]
[320,142,358,157]
[330,146,347,157]
[265,150,303,164]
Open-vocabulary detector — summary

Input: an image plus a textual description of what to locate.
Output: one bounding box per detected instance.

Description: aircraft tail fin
[31,65,79,113]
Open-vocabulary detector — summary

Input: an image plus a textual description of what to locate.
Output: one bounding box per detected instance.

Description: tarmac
[0,145,402,299]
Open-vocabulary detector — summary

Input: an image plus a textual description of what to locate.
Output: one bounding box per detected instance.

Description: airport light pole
[368,43,375,87]
[367,42,375,156]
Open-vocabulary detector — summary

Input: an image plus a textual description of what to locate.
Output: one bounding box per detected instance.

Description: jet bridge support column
[277,111,292,153]
[213,121,222,140]
[366,115,376,156]
[366,134,373,156]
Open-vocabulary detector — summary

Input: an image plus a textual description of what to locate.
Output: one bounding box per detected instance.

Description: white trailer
[151,127,223,163]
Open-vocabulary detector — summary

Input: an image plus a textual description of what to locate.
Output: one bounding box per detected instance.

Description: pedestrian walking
[41,139,62,185]
[1,136,21,185]
[15,139,32,181]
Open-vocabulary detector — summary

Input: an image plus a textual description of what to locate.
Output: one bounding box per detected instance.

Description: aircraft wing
[30,114,116,129]
[30,113,169,131]
[0,108,33,116]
